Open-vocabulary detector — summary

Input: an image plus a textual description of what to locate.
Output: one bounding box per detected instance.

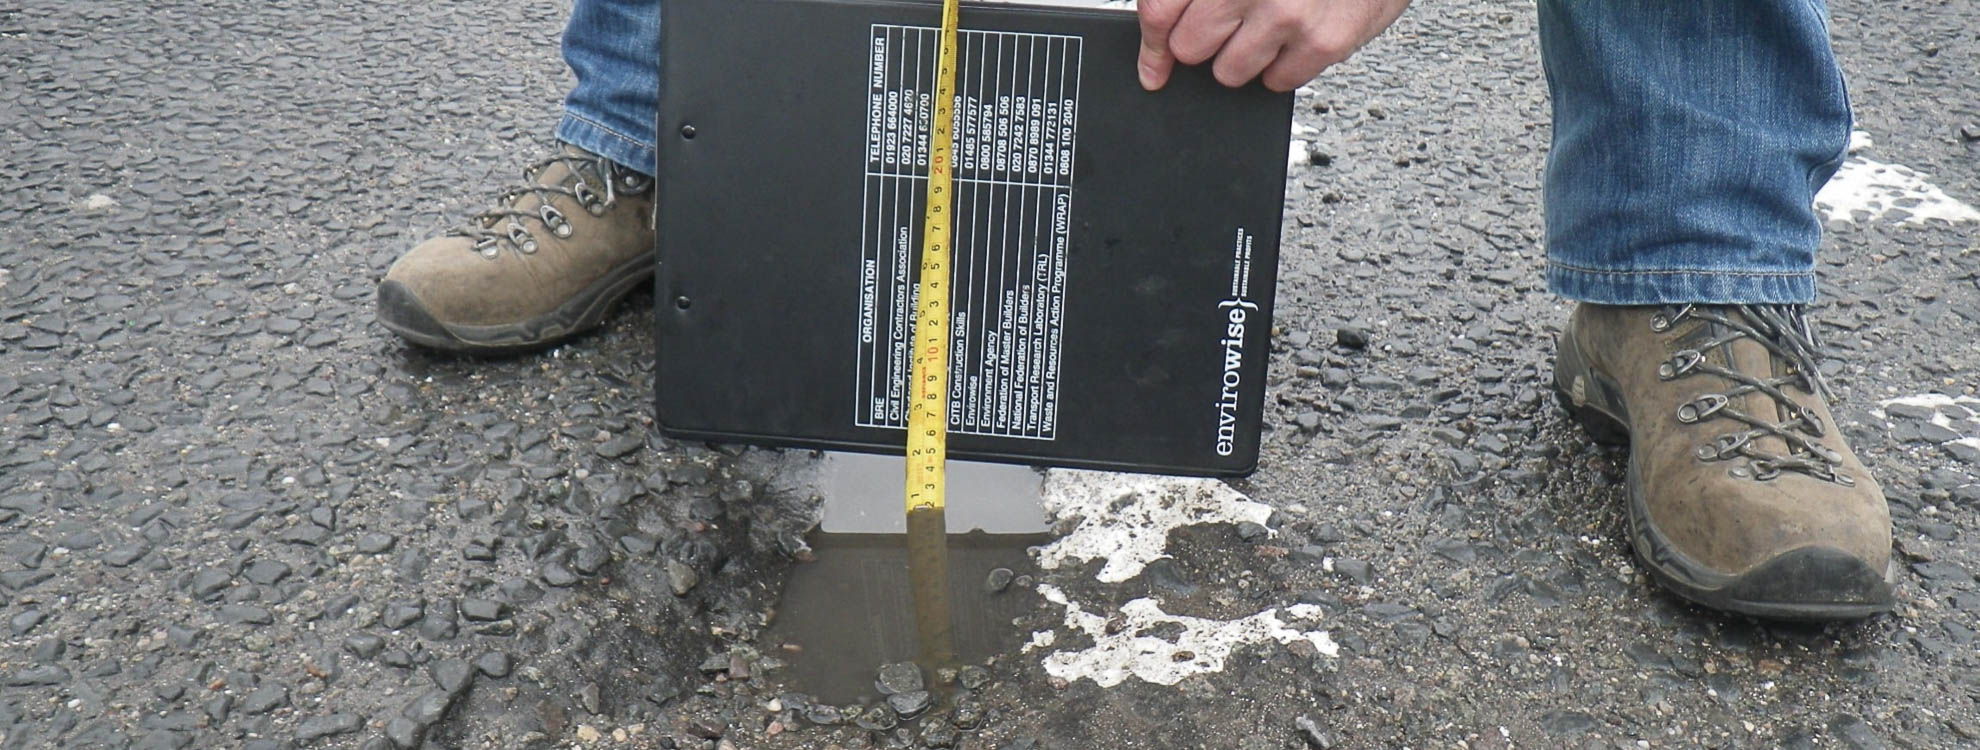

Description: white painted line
[1876,394,1980,425]
[1036,469,1273,583]
[1032,585,1337,687]
[1815,134,1980,225]
[1029,471,1337,688]
[1847,129,1874,154]
[1876,394,1980,469]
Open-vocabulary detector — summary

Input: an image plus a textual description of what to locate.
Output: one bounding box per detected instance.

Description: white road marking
[1288,140,1311,170]
[1036,469,1273,583]
[1878,394,1980,461]
[1032,584,1337,687]
[1030,471,1336,687]
[1816,132,1980,225]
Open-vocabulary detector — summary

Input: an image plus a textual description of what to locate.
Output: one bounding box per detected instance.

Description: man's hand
[1138,0,1411,92]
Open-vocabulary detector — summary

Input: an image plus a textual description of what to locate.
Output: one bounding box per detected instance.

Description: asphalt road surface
[3,0,1978,748]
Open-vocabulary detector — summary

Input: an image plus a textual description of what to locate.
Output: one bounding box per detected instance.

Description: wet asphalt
[3,0,1979,748]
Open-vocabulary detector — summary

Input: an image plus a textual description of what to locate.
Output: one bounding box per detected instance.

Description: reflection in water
[907,506,958,670]
[763,528,1048,703]
[813,452,1048,534]
[765,452,1051,703]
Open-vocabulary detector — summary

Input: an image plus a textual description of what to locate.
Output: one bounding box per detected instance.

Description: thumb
[1138,0,1189,90]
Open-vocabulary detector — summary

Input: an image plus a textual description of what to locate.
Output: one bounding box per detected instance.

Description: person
[375,0,1892,620]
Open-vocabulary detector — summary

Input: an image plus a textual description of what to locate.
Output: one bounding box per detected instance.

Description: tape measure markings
[906,0,962,513]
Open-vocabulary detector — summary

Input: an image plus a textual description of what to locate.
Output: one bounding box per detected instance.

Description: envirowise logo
[1213,228,1257,457]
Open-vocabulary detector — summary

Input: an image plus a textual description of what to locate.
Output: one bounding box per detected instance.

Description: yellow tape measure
[906,0,962,514]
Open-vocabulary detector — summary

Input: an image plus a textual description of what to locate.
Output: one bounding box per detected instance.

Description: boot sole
[377,253,655,354]
[1553,330,1896,621]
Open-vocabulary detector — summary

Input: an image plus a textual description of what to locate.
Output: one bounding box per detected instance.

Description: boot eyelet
[539,204,564,222]
[1749,460,1781,481]
[1699,432,1751,461]
[540,205,573,238]
[573,183,601,212]
[508,225,536,253]
[1675,393,1728,424]
[1657,350,1704,380]
[1650,314,1671,332]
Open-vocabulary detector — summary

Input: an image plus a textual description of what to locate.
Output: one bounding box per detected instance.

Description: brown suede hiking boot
[1554,303,1895,620]
[376,145,654,352]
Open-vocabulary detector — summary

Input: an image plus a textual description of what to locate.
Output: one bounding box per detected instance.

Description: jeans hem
[556,112,657,178]
[1546,262,1816,305]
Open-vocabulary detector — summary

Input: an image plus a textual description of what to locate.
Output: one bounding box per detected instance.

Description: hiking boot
[376,145,654,352]
[1553,303,1895,620]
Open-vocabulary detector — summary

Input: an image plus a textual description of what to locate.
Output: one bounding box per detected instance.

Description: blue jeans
[555,0,1851,305]
[1538,0,1851,305]
[555,0,663,177]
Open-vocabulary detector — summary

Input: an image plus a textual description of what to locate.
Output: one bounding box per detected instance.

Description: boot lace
[1649,304,1852,486]
[450,150,650,258]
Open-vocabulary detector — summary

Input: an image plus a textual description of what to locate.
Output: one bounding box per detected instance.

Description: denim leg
[556,0,662,177]
[1538,0,1852,305]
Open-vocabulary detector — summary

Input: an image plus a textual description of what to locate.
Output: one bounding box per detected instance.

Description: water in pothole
[763,452,1050,704]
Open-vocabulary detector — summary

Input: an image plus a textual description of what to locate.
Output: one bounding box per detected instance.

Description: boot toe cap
[1633,477,1895,620]
[376,279,469,351]
[1710,545,1896,619]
